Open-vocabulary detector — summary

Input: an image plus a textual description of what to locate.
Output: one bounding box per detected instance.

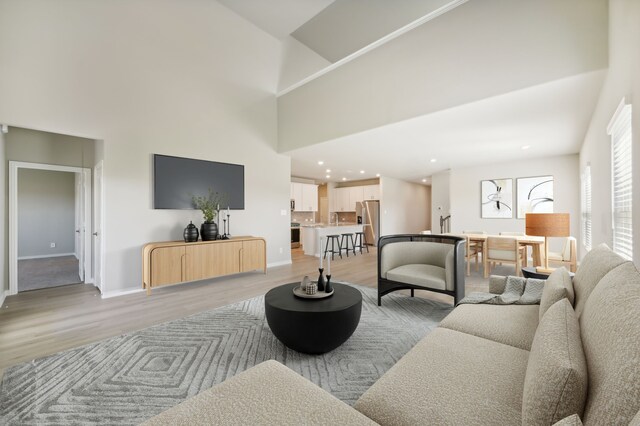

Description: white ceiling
[286,70,606,184]
[216,0,336,40]
[291,0,455,63]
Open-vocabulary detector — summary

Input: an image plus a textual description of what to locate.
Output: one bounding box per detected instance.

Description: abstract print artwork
[481,179,513,218]
[516,176,554,218]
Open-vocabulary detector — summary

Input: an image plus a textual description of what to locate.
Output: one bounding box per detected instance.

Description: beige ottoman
[143,360,377,425]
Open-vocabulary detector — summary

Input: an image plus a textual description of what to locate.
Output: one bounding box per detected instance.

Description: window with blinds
[582,165,592,251]
[608,101,633,260]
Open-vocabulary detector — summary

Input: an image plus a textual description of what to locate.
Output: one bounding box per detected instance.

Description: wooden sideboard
[142,236,266,295]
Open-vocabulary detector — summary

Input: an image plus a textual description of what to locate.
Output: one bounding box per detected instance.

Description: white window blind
[582,165,592,251]
[608,101,633,260]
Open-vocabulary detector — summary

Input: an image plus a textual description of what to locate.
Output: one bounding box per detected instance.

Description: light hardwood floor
[0,247,492,378]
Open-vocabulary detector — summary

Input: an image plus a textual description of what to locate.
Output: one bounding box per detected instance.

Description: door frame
[93,160,105,294]
[9,161,93,295]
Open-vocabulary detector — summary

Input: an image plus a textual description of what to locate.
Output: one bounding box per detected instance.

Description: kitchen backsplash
[292,211,357,224]
[291,212,315,223]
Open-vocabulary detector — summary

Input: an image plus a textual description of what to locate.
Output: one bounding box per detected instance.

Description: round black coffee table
[264,282,362,354]
[522,266,575,280]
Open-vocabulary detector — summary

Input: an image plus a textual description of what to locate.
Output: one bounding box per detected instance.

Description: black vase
[183,221,199,242]
[200,222,218,241]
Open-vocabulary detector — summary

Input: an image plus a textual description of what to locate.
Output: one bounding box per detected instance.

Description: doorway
[9,162,93,294]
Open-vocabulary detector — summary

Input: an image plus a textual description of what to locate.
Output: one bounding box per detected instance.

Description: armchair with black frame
[377,234,466,306]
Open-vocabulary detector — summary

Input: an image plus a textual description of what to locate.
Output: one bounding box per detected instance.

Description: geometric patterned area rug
[0,283,453,425]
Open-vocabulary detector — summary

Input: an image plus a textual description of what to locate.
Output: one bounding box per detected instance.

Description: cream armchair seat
[548,236,577,272]
[378,234,466,305]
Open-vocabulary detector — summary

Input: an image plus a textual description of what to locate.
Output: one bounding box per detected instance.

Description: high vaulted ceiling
[219,0,609,184]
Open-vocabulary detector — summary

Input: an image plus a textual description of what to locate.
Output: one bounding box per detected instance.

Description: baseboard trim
[101,288,144,299]
[267,260,292,268]
[18,253,76,260]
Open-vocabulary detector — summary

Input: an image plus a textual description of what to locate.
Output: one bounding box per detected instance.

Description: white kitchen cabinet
[349,186,364,204]
[291,182,317,212]
[333,187,357,212]
[362,184,380,200]
[301,183,318,212]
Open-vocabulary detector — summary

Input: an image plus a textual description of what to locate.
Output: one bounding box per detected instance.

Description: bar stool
[353,231,369,254]
[340,233,355,257]
[324,235,342,260]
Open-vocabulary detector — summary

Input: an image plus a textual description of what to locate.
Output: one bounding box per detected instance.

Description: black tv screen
[153,154,244,209]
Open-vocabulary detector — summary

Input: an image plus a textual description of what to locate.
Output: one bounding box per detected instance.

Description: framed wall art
[516,175,554,219]
[481,178,513,218]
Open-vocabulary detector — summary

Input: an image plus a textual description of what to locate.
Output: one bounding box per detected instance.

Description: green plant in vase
[191,189,228,241]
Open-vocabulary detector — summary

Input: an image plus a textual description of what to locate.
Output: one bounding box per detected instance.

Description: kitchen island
[301,224,365,257]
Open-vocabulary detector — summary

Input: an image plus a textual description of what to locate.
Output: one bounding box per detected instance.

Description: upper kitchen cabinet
[332,184,380,212]
[349,186,364,204]
[291,182,318,212]
[362,185,380,200]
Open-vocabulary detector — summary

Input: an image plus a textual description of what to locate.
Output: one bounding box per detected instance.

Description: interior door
[93,161,104,292]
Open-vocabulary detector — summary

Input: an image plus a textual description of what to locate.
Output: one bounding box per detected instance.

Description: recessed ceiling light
[342,177,347,181]
[360,170,365,174]
[326,169,331,173]
[318,160,325,165]
[376,173,380,177]
[326,175,331,179]
[422,178,427,183]
[521,145,530,150]
[430,158,437,163]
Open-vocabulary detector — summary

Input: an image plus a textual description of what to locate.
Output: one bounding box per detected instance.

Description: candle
[227,206,230,215]
[327,248,331,275]
[319,236,323,268]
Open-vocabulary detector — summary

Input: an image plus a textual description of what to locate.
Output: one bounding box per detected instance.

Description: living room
[0,0,638,424]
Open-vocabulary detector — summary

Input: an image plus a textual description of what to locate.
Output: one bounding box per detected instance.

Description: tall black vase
[200,222,219,241]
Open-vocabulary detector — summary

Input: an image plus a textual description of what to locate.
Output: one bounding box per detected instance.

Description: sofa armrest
[489,275,507,294]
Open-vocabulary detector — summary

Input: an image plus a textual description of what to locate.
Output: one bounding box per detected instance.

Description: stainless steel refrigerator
[357,200,380,247]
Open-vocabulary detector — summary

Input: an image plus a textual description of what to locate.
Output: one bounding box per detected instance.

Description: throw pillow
[539,267,574,321]
[523,299,588,426]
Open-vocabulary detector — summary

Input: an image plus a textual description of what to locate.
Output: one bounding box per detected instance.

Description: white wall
[449,155,580,252]
[0,129,6,305]
[379,176,430,236]
[278,36,331,92]
[277,0,608,152]
[0,0,291,295]
[431,170,450,232]
[6,127,95,168]
[579,0,640,265]
[18,169,76,258]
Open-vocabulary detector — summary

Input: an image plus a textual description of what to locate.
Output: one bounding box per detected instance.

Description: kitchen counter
[301,224,365,257]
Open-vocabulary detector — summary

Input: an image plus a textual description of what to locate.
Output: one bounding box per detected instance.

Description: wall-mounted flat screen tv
[153,154,245,209]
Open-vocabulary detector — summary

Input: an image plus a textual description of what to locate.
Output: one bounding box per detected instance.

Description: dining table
[447,233,546,278]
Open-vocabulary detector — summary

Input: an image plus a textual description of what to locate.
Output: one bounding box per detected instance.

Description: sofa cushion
[572,243,627,317]
[143,360,376,426]
[386,264,446,290]
[522,299,588,425]
[439,304,539,350]
[539,267,574,321]
[553,414,583,426]
[579,262,640,426]
[354,328,528,425]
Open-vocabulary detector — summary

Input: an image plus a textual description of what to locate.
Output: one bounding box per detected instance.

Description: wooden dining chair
[548,236,577,272]
[462,231,485,275]
[484,236,527,278]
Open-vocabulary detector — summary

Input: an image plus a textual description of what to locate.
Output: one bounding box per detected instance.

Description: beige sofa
[147,244,640,425]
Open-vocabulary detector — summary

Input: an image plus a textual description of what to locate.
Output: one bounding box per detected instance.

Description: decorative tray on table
[292,283,334,299]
